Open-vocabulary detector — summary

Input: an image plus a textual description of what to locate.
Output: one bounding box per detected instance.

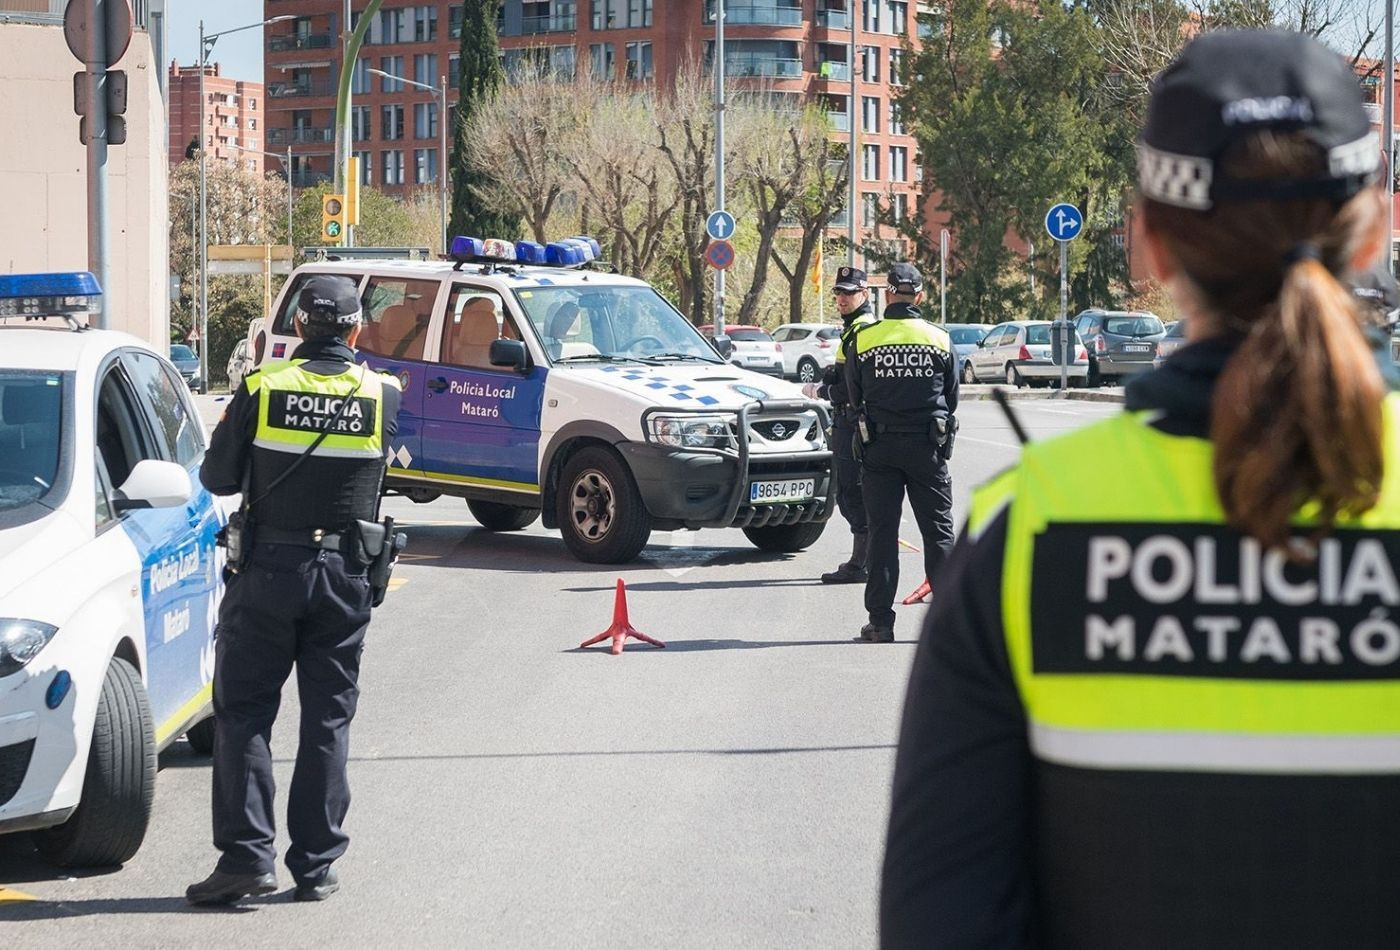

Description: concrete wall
[0,22,169,345]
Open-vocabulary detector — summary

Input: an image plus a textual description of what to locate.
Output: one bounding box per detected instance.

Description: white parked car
[962,320,1089,387]
[697,324,786,377]
[0,273,222,868]
[771,322,843,383]
[225,338,252,392]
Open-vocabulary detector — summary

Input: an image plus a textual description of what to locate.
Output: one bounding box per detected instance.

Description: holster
[931,413,959,462]
[354,517,409,608]
[216,509,254,573]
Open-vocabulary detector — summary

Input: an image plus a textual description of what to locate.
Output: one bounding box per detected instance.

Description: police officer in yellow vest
[187,275,402,906]
[882,31,1400,947]
[847,262,958,643]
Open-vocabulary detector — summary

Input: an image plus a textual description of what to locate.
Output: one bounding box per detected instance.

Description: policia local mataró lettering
[1031,523,1400,678]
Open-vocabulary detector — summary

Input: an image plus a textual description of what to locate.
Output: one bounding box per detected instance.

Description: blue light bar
[0,271,102,318]
[450,236,484,260]
[515,241,547,265]
[569,236,602,259]
[545,242,584,266]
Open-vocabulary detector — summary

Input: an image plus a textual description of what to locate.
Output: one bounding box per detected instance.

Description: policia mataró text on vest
[846,262,958,643]
[186,274,405,907]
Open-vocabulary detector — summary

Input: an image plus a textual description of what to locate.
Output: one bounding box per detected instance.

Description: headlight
[0,619,59,677]
[646,413,734,450]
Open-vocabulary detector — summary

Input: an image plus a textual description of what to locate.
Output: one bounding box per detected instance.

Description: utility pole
[198,18,208,384]
[440,73,449,252]
[714,0,726,335]
[849,0,859,266]
[1387,0,1395,274]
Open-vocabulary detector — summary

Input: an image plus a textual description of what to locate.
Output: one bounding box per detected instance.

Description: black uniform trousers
[212,542,371,883]
[861,433,955,628]
[831,414,868,536]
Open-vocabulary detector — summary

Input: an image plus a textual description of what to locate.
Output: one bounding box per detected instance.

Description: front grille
[0,739,35,807]
[751,419,800,441]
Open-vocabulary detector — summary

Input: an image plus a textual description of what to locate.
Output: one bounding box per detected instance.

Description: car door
[772,327,794,375]
[353,273,432,478]
[96,357,213,741]
[418,284,547,499]
[973,326,1006,376]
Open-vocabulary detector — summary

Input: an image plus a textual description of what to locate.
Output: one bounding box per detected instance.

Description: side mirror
[489,338,529,373]
[712,335,735,359]
[114,459,192,512]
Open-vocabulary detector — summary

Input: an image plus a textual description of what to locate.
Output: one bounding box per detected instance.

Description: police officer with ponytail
[187,276,402,906]
[882,32,1400,948]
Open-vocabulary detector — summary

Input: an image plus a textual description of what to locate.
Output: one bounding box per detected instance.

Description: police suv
[251,237,834,563]
[0,274,221,867]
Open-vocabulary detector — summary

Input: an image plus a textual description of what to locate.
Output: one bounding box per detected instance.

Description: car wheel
[184,716,215,755]
[557,446,652,563]
[467,499,541,531]
[742,521,826,552]
[1005,363,1025,388]
[34,658,155,868]
[962,360,977,384]
[797,358,820,384]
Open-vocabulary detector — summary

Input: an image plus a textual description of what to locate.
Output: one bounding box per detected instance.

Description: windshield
[0,372,63,513]
[1104,315,1164,336]
[513,285,721,364]
[948,326,987,344]
[170,344,196,360]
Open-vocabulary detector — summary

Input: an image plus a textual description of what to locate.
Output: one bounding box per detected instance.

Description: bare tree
[769,127,850,325]
[656,66,716,324]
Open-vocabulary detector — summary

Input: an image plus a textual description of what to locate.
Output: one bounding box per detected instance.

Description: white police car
[0,274,222,867]
[252,237,835,563]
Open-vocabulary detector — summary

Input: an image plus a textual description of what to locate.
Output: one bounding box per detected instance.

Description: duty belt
[257,525,348,551]
[875,422,932,434]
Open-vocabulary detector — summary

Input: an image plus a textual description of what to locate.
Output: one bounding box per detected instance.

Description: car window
[514,285,716,362]
[357,277,438,361]
[1075,315,1095,333]
[272,271,360,335]
[169,344,196,361]
[1026,325,1051,345]
[439,287,522,369]
[983,326,1006,347]
[1164,321,1184,339]
[96,365,155,491]
[947,326,986,345]
[815,326,842,340]
[771,327,792,342]
[122,351,204,466]
[727,328,773,342]
[1104,315,1164,336]
[0,372,63,513]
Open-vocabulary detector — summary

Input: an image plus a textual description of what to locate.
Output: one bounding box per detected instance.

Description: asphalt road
[0,398,1118,948]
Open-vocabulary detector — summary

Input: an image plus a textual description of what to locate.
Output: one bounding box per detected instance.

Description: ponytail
[1211,257,1384,550]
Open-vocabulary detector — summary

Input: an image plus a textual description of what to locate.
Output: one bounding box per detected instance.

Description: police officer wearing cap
[804,265,877,584]
[883,31,1400,948]
[1351,262,1400,390]
[187,275,402,906]
[846,262,958,643]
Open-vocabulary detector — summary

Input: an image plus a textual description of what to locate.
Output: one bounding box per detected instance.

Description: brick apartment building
[168,62,268,174]
[263,0,925,252]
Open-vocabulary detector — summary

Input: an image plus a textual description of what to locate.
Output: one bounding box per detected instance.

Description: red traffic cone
[901,578,932,605]
[580,579,666,655]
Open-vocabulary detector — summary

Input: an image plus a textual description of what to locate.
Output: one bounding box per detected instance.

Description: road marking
[956,434,1023,450]
[898,538,921,553]
[0,887,37,902]
[387,578,408,593]
[395,553,441,563]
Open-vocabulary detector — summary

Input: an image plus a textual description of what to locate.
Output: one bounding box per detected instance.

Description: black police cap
[1139,30,1380,212]
[887,262,924,293]
[834,266,868,291]
[1352,263,1400,325]
[296,274,363,327]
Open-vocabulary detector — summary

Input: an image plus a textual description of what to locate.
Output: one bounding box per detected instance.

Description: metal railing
[268,126,337,145]
[520,12,577,33]
[816,61,850,81]
[717,55,803,79]
[267,80,336,98]
[706,4,803,26]
[815,9,850,29]
[269,32,334,52]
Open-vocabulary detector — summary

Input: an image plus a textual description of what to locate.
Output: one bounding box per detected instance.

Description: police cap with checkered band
[296,274,363,329]
[1138,30,1381,212]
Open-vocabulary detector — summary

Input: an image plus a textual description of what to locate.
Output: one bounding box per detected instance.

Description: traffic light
[321,194,346,244]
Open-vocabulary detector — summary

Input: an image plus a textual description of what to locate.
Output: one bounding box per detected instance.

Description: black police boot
[822,533,869,584]
[294,867,340,902]
[853,622,879,642]
[865,624,895,644]
[185,868,278,906]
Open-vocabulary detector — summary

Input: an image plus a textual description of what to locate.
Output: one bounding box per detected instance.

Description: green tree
[449,0,521,240]
[291,181,419,250]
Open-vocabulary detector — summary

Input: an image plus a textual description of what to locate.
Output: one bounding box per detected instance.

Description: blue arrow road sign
[1044,203,1083,242]
[707,210,736,241]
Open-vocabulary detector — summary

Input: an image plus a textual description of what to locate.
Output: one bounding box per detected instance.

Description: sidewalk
[959,384,1125,403]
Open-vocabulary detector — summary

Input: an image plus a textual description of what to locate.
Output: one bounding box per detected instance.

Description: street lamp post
[198,15,295,393]
[368,67,450,252]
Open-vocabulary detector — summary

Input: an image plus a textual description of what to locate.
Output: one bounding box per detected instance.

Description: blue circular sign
[706,210,737,241]
[1044,203,1084,242]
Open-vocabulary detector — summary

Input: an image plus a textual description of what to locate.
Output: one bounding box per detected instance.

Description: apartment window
[862,96,881,134]
[376,6,405,43]
[449,53,461,85]
[380,57,406,92]
[382,104,405,141]
[449,5,464,39]
[249,98,257,110]
[414,5,437,42]
[889,48,904,85]
[352,105,371,142]
[382,149,405,185]
[862,144,880,181]
[862,46,881,83]
[352,58,372,95]
[552,45,576,78]
[890,1,908,34]
[890,192,908,222]
[352,151,373,185]
[627,0,653,27]
[415,148,438,184]
[591,43,616,80]
[592,0,618,29]
[248,118,257,130]
[625,42,653,80]
[414,53,438,87]
[890,146,908,182]
[414,102,438,139]
[889,100,906,135]
[247,138,258,150]
[862,193,879,228]
[864,1,881,32]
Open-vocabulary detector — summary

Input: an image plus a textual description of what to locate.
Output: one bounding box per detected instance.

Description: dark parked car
[937,323,994,364]
[169,344,202,389]
[1154,320,1186,368]
[1073,309,1167,385]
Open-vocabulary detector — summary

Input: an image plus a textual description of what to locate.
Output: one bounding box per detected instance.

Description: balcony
[828,111,850,132]
[816,61,850,82]
[707,4,803,27]
[267,80,335,99]
[1365,102,1384,123]
[521,13,576,33]
[268,127,337,145]
[269,32,335,52]
[815,9,851,29]
[719,55,803,79]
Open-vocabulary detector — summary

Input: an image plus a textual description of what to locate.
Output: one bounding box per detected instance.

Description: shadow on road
[566,637,917,652]
[0,894,275,921]
[280,743,897,765]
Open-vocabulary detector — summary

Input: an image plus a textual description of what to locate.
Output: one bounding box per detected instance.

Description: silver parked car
[938,323,994,364]
[963,320,1089,387]
[1074,309,1167,385]
[772,322,843,382]
[225,338,252,391]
